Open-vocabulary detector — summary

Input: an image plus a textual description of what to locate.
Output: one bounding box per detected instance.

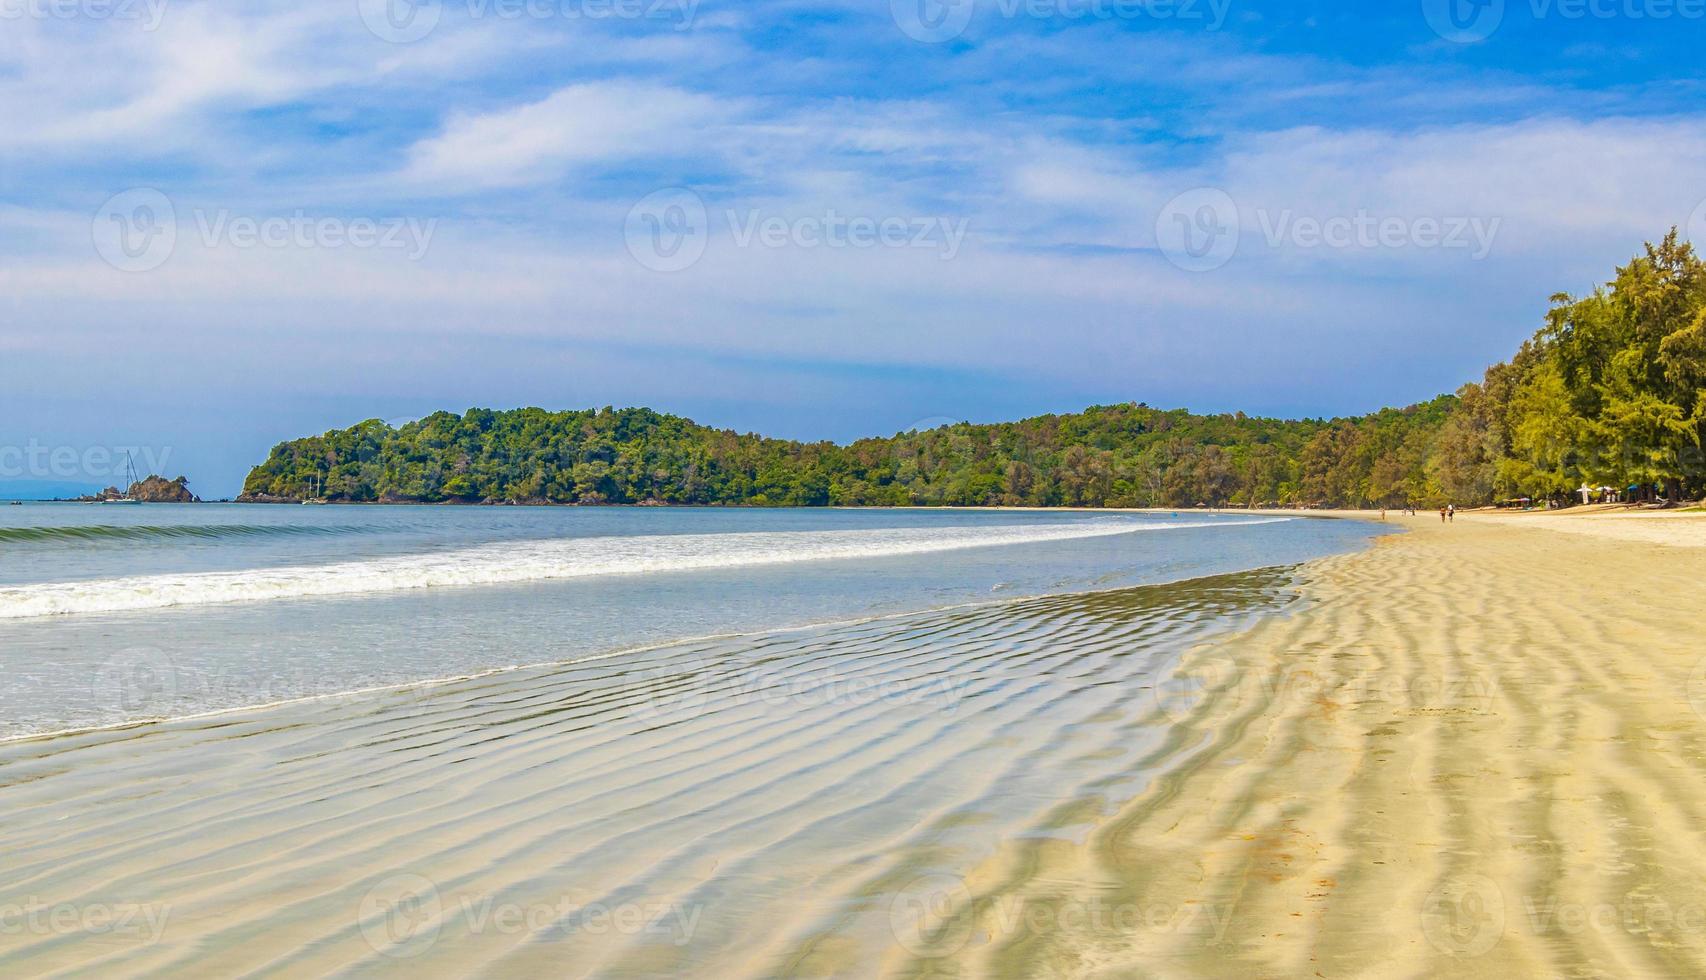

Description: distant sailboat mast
[303,470,329,504]
[104,451,142,504]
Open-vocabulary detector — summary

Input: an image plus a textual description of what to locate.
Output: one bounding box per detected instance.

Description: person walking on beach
[1440,506,1447,523]
[1448,503,1456,523]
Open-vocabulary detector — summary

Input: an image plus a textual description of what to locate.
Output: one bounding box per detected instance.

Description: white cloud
[398,81,738,189]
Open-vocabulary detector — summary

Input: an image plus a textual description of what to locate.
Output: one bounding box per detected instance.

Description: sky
[2,0,1705,497]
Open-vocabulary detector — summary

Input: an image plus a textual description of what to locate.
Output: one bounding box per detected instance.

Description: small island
[76,475,199,503]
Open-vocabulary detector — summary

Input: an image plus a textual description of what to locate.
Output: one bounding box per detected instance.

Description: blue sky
[3,0,1705,496]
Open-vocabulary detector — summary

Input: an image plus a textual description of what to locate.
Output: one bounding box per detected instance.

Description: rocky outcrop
[82,475,199,502]
[131,475,198,502]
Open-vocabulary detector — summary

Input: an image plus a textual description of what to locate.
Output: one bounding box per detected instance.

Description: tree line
[241,232,1706,509]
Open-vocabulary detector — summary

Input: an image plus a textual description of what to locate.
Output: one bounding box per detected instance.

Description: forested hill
[238,400,1462,509]
[242,231,1706,509]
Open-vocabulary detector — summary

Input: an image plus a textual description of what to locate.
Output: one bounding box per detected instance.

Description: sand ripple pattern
[893,518,1706,978]
[0,569,1296,977]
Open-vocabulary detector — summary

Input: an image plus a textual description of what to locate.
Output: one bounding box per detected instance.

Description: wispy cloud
[398,81,739,189]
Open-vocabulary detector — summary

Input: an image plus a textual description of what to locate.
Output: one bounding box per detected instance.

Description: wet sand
[911,512,1706,977]
[5,513,1705,977]
[0,569,1297,977]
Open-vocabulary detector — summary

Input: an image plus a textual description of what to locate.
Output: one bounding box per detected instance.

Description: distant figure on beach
[1448,504,1456,523]
[1440,506,1447,523]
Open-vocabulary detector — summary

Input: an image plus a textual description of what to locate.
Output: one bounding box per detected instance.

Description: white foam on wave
[0,517,1290,620]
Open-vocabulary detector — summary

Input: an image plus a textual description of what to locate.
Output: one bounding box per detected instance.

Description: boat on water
[302,473,329,505]
[103,452,143,504]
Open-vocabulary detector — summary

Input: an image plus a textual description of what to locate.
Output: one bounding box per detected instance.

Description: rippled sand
[908,514,1706,977]
[5,515,1703,978]
[0,569,1294,976]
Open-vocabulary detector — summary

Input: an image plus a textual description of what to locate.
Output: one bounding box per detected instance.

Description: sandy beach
[915,510,1706,977]
[3,512,1704,977]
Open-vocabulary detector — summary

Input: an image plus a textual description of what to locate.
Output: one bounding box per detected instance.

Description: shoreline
[0,545,1333,748]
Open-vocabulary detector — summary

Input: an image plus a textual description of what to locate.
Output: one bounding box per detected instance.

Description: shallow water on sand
[0,506,1383,738]
[0,568,1307,977]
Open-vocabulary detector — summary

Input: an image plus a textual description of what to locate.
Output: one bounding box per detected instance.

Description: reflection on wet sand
[0,570,1295,977]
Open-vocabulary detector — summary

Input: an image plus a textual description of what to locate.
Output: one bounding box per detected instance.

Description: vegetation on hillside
[242,233,1706,508]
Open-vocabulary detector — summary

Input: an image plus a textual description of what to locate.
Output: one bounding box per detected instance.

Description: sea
[0,504,1385,740]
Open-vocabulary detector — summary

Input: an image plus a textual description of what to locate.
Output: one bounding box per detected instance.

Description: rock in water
[125,476,200,502]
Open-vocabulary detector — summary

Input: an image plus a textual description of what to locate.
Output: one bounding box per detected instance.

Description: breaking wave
[0,518,1289,619]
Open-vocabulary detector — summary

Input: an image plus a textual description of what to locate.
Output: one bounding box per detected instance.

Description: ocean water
[0,504,1386,739]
